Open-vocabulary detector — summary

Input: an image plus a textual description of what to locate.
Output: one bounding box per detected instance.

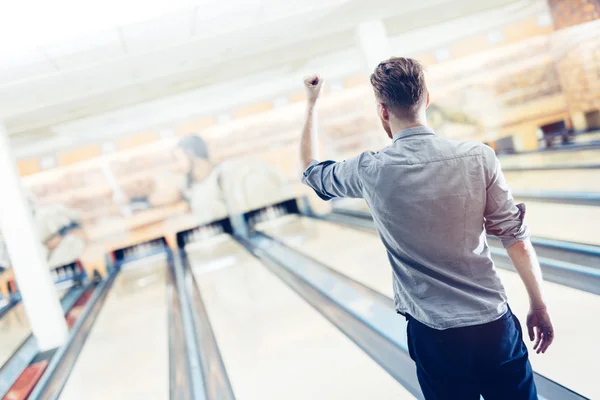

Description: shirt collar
[392,125,436,142]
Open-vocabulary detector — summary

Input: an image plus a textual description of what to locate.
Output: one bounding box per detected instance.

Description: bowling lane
[514,201,600,246]
[497,148,600,169]
[0,285,73,369]
[503,169,600,192]
[60,254,169,400]
[185,234,413,400]
[0,304,30,368]
[334,195,600,246]
[261,216,600,399]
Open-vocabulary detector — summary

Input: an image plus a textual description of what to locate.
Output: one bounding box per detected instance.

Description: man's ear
[378,103,389,121]
[425,91,430,108]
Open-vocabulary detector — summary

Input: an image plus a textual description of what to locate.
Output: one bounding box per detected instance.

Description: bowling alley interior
[0,0,599,399]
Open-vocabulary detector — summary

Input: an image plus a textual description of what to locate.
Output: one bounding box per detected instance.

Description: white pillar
[0,122,68,350]
[356,20,392,72]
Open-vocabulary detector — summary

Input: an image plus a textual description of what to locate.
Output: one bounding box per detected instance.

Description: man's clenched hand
[304,75,323,104]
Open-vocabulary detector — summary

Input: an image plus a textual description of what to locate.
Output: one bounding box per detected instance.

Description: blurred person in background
[129,134,291,224]
[171,134,228,224]
[299,58,553,399]
[0,187,86,273]
[174,134,292,219]
[112,134,227,224]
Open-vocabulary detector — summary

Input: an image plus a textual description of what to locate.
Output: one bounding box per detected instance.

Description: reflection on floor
[186,236,413,400]
[0,304,30,369]
[60,254,169,400]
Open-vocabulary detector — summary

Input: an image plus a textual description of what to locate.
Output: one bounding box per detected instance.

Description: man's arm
[483,146,554,354]
[300,76,323,170]
[506,240,554,354]
[299,75,364,201]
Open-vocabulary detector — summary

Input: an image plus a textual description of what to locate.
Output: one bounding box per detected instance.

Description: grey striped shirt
[302,126,529,329]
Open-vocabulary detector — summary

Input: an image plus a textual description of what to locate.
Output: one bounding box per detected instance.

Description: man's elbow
[506,239,528,252]
[505,239,534,260]
[300,159,312,172]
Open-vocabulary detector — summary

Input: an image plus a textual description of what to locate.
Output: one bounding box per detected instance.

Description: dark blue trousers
[406,307,537,400]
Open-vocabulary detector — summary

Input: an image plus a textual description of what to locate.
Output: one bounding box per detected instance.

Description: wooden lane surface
[498,148,600,169]
[504,169,600,192]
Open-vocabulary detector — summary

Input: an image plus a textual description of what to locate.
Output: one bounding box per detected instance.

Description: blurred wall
[6,0,600,274]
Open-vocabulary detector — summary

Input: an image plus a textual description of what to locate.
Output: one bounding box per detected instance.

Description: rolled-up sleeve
[483,148,530,248]
[301,156,364,201]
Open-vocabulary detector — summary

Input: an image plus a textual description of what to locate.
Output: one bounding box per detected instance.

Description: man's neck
[389,119,429,134]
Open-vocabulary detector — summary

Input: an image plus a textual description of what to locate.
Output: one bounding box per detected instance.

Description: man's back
[303,126,529,329]
[359,126,513,328]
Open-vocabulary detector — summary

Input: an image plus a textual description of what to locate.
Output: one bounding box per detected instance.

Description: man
[300,57,553,399]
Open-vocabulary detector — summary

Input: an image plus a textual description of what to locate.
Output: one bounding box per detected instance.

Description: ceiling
[0,0,525,139]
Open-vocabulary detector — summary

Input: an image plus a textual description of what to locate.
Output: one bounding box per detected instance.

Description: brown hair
[370,57,427,121]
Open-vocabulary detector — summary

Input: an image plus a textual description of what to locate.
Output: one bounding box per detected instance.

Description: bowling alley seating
[494,135,517,155]
[539,120,573,148]
[583,110,600,131]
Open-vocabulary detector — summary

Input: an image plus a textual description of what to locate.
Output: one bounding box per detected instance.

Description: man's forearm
[506,239,547,309]
[300,101,318,170]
